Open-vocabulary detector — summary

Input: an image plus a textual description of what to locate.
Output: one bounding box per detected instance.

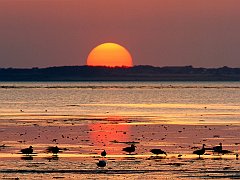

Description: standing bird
[212,143,222,154]
[46,146,60,155]
[97,160,107,168]
[193,144,206,158]
[212,143,233,155]
[21,146,33,155]
[122,144,136,154]
[101,150,106,157]
[150,149,167,156]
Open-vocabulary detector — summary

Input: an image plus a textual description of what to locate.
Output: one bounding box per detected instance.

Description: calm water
[1,81,240,123]
[0,81,239,179]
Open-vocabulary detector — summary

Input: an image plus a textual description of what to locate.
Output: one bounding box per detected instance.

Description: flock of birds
[21,145,65,155]
[19,142,238,168]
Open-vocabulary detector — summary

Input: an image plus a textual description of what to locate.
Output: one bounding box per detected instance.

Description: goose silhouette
[150,149,167,156]
[122,144,136,154]
[212,143,222,154]
[46,146,60,155]
[21,146,33,155]
[193,144,205,158]
[212,143,233,155]
[101,150,106,157]
[97,160,107,167]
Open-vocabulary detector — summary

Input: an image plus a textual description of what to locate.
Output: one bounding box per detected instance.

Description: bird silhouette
[178,154,183,159]
[46,146,61,155]
[122,144,136,154]
[101,150,106,157]
[212,143,222,154]
[0,144,6,149]
[193,144,205,158]
[150,149,167,156]
[212,143,233,155]
[21,146,33,155]
[97,160,107,167]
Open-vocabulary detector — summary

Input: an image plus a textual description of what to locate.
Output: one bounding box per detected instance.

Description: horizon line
[1,65,239,69]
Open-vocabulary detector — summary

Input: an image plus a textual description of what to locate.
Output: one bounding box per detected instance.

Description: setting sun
[86,43,133,67]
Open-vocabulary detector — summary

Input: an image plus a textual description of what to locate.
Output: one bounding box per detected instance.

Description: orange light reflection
[88,122,130,154]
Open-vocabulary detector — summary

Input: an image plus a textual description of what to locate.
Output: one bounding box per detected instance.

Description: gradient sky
[0,0,240,68]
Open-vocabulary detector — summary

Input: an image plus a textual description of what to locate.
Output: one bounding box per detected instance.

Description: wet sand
[0,114,239,179]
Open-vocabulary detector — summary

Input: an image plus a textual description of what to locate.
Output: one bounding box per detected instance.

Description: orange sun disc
[86,43,133,67]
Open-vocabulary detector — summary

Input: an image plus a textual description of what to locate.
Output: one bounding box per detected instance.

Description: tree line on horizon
[0,65,240,81]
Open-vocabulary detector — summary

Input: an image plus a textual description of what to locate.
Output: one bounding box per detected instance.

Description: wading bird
[212,143,233,155]
[21,146,33,155]
[101,150,106,157]
[212,143,222,154]
[46,146,61,155]
[122,144,136,154]
[150,149,167,156]
[97,160,107,167]
[193,144,206,158]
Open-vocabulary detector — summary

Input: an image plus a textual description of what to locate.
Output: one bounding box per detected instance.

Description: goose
[193,144,205,158]
[46,146,61,155]
[212,143,233,155]
[101,150,106,157]
[150,149,167,156]
[21,146,33,155]
[212,143,222,154]
[122,144,136,154]
[97,160,107,167]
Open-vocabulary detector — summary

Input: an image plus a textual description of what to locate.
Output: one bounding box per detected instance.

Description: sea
[0,81,239,179]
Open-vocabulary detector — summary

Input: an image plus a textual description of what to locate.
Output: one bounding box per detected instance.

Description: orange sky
[0,0,240,67]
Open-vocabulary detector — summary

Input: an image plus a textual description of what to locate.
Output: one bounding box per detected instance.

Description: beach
[0,82,239,179]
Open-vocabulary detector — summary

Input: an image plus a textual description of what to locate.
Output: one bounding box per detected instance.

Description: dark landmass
[0,65,240,81]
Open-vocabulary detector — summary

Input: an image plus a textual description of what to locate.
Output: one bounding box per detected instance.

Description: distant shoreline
[1,65,240,81]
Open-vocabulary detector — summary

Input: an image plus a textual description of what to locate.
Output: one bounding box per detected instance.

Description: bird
[46,146,61,155]
[212,143,233,155]
[0,144,6,148]
[193,144,206,158]
[122,144,136,154]
[101,150,106,157]
[177,154,183,159]
[150,149,167,156]
[212,143,222,154]
[97,160,107,167]
[21,146,33,155]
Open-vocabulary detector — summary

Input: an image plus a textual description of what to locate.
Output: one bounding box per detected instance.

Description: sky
[0,0,240,68]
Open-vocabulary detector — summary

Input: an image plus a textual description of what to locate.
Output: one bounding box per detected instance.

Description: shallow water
[0,81,239,179]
